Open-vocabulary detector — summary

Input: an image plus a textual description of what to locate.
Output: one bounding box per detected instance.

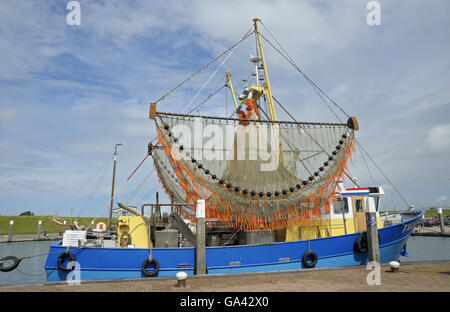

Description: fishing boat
[42,18,423,282]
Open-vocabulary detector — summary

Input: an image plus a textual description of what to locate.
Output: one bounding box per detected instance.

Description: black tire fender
[354,235,367,253]
[142,258,159,277]
[302,250,318,268]
[57,252,76,271]
[0,256,22,272]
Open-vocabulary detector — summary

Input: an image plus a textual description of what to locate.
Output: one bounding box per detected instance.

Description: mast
[253,18,284,163]
[253,18,277,122]
[108,143,122,229]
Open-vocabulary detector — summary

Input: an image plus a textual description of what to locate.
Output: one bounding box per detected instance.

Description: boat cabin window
[355,199,363,212]
[373,196,380,212]
[334,198,349,214]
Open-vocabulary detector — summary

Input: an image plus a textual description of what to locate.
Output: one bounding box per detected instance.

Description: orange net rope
[152,116,355,230]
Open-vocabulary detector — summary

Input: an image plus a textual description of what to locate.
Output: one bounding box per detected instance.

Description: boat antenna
[108,143,123,229]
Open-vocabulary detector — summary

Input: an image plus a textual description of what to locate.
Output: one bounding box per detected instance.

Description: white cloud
[435,195,449,208]
[1,1,450,215]
[425,124,450,154]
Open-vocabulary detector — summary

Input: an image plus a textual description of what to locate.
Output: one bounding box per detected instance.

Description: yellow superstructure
[117,216,150,248]
[285,192,384,241]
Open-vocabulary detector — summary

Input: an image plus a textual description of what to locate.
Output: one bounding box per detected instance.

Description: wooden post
[8,220,13,242]
[37,220,42,240]
[438,208,445,235]
[365,197,380,262]
[195,199,206,275]
[156,192,160,218]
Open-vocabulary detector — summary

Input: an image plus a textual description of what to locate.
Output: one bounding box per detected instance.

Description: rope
[182,41,240,114]
[77,158,113,218]
[357,142,377,185]
[355,139,411,208]
[16,268,46,277]
[127,147,154,182]
[136,183,159,208]
[257,24,350,120]
[52,156,113,217]
[153,28,254,106]
[86,134,165,228]
[187,84,227,115]
[125,168,155,205]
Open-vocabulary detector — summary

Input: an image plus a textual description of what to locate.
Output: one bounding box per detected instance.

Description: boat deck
[2,260,449,292]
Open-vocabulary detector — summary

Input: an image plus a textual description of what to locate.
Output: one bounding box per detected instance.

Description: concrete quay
[1,261,449,292]
[413,225,449,237]
[0,233,61,243]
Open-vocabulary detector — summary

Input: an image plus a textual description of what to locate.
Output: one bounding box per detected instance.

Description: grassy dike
[1,209,448,236]
[0,216,115,235]
[381,209,449,218]
[423,209,450,218]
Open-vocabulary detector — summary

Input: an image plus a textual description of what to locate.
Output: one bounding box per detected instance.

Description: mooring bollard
[365,197,380,263]
[438,208,445,235]
[389,261,400,272]
[195,199,206,275]
[37,220,42,240]
[8,220,14,242]
[176,271,187,287]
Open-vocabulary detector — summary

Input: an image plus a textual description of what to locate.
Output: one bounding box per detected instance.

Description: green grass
[424,209,450,218]
[380,209,449,219]
[0,216,115,235]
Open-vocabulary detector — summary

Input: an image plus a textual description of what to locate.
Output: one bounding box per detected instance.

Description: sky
[0,0,449,218]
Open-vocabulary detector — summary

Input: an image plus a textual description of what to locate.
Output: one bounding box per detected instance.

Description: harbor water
[0,240,53,286]
[1,236,449,287]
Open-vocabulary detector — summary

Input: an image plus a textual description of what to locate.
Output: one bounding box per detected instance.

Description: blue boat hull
[45,211,422,282]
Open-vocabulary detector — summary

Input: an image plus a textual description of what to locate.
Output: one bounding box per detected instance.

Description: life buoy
[0,256,22,272]
[354,235,367,253]
[57,252,76,271]
[302,250,318,268]
[142,258,159,277]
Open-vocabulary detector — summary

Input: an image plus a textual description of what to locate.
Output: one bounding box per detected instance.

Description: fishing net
[152,112,355,230]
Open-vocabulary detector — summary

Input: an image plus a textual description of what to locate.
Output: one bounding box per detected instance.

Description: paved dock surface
[413,225,449,237]
[1,261,449,292]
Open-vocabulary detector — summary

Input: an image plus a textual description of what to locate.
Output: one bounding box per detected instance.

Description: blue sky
[0,0,449,217]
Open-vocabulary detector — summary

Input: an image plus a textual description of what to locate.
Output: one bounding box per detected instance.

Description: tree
[19,211,34,216]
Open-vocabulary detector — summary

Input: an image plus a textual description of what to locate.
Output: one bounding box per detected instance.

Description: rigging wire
[355,140,411,208]
[52,156,113,217]
[154,28,254,106]
[258,21,350,120]
[136,183,160,208]
[258,21,411,208]
[77,159,113,218]
[357,142,377,186]
[182,39,242,114]
[125,167,155,205]
[187,84,227,115]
